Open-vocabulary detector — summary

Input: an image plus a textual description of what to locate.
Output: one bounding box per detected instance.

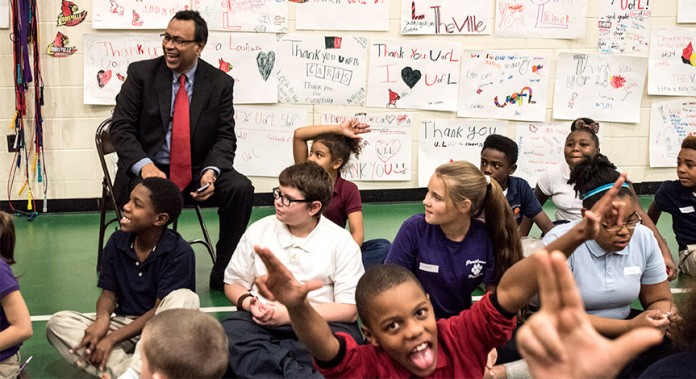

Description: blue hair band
[581,182,630,200]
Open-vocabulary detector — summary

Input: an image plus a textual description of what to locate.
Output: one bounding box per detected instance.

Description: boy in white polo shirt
[221,162,364,378]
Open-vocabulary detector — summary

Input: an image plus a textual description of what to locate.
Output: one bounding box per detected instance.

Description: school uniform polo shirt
[98,229,196,317]
[386,215,495,318]
[536,163,582,222]
[225,214,364,305]
[505,176,544,224]
[323,176,362,228]
[543,221,667,320]
[654,180,696,251]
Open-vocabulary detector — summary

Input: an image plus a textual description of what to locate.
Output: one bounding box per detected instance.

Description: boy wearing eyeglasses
[221,162,364,378]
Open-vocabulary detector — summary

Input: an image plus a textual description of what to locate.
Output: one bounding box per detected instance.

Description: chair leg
[97,186,108,272]
[194,205,216,264]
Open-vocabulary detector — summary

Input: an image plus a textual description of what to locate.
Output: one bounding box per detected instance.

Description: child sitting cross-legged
[46,177,199,379]
[251,172,634,378]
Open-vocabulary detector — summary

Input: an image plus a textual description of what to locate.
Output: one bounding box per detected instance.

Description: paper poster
[366,38,461,112]
[514,121,569,187]
[234,106,308,177]
[457,51,550,122]
[553,53,647,123]
[275,34,369,106]
[417,119,508,187]
[201,32,278,104]
[648,28,696,96]
[495,0,587,39]
[83,33,162,105]
[598,0,651,56]
[92,0,189,29]
[678,0,696,23]
[400,0,491,35]
[319,113,412,182]
[650,100,696,167]
[0,0,7,29]
[193,0,288,33]
[295,0,389,31]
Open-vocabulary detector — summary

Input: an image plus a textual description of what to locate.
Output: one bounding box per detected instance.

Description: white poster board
[83,33,162,105]
[495,0,587,39]
[598,0,651,56]
[678,0,696,23]
[366,38,461,112]
[0,0,8,29]
[648,28,696,96]
[193,0,288,33]
[92,0,189,29]
[234,106,308,177]
[650,100,696,167]
[457,51,550,122]
[553,52,647,123]
[514,121,568,187]
[201,32,278,104]
[417,119,508,186]
[276,34,369,106]
[319,113,412,182]
[296,0,389,31]
[400,0,491,35]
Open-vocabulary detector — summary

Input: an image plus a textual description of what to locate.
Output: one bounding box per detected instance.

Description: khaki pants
[0,352,20,379]
[679,244,696,277]
[45,289,199,377]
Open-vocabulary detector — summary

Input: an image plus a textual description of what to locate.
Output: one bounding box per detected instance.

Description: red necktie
[170,74,192,191]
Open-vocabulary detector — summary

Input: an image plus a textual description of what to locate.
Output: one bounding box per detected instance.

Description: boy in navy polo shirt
[46,178,199,378]
[649,135,696,276]
[480,134,554,236]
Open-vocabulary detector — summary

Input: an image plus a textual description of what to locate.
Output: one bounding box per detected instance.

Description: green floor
[8,197,685,378]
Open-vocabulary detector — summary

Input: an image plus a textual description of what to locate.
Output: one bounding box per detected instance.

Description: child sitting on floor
[222,162,364,378]
[293,118,391,268]
[0,212,33,378]
[139,309,228,379]
[648,135,696,276]
[252,173,630,378]
[46,177,199,379]
[480,134,554,236]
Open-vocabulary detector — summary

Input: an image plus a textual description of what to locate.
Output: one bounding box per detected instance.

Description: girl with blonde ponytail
[385,161,523,319]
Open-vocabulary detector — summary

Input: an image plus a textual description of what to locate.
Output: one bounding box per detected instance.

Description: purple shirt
[0,259,21,361]
[385,215,495,318]
[323,176,362,228]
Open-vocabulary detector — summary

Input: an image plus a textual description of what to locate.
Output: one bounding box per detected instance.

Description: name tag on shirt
[679,206,695,214]
[624,266,642,276]
[419,262,439,273]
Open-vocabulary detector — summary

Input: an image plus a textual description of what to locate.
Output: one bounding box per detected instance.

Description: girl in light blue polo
[542,154,675,378]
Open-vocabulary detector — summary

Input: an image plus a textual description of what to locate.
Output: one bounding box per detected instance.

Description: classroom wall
[0,0,686,204]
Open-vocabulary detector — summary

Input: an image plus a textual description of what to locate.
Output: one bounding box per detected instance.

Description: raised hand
[338,118,371,139]
[254,245,323,308]
[517,250,663,379]
[578,172,628,241]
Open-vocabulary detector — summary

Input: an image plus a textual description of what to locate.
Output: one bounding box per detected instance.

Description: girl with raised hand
[293,118,392,269]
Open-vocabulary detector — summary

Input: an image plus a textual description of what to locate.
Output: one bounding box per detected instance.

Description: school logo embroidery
[56,0,87,27]
[47,32,78,57]
[467,259,485,279]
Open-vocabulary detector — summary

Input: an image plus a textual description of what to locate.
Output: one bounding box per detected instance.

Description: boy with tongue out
[253,174,637,378]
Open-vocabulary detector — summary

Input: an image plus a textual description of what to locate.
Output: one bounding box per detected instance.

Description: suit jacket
[110,56,236,190]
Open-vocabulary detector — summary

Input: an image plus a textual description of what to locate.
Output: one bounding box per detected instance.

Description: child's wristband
[236,293,255,311]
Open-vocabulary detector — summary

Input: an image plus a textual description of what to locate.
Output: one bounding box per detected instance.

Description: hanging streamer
[9,0,45,221]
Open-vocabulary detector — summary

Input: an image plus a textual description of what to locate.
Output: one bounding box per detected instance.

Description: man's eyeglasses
[160,33,197,46]
[272,187,312,207]
[601,213,642,232]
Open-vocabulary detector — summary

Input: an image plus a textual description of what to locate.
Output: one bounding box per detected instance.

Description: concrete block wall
[0,0,686,206]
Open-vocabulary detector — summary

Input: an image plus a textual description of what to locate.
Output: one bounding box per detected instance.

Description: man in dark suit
[110,10,254,292]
